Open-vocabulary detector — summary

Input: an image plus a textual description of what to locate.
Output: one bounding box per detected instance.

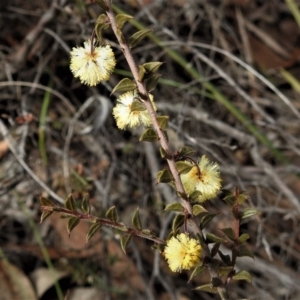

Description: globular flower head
[181,155,222,202]
[70,39,116,86]
[112,90,156,130]
[164,233,201,272]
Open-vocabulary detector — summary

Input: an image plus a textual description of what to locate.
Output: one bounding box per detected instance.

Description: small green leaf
[111,78,137,94]
[86,222,102,242]
[139,128,159,142]
[175,161,193,174]
[141,62,163,74]
[238,233,250,244]
[120,234,132,254]
[138,65,146,81]
[238,245,254,259]
[144,73,162,92]
[67,217,80,235]
[223,194,236,207]
[178,146,196,157]
[105,206,117,222]
[240,208,260,220]
[210,243,220,258]
[40,211,53,223]
[129,29,152,48]
[189,191,202,202]
[218,266,234,278]
[200,213,217,230]
[194,284,218,294]
[206,233,226,244]
[81,193,91,214]
[156,116,169,130]
[59,214,73,219]
[39,196,53,206]
[116,14,133,29]
[159,147,171,159]
[131,99,146,112]
[172,214,184,231]
[232,270,252,283]
[95,14,110,44]
[221,228,236,241]
[189,265,206,282]
[192,204,207,216]
[132,208,142,231]
[237,193,248,204]
[218,250,232,265]
[65,194,76,211]
[164,202,183,213]
[156,169,173,183]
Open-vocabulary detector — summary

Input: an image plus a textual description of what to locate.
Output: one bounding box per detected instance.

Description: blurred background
[1,0,300,299]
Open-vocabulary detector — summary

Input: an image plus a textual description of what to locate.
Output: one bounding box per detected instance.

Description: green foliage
[129,29,152,48]
[139,128,159,142]
[86,222,102,242]
[105,206,118,222]
[111,78,137,94]
[132,208,142,231]
[67,217,80,235]
[120,234,132,254]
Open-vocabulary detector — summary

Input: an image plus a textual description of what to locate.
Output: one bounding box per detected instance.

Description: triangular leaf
[138,65,146,81]
[194,284,218,294]
[232,270,252,283]
[129,29,152,48]
[139,128,159,142]
[156,116,169,130]
[189,190,202,202]
[192,204,207,216]
[86,222,102,242]
[81,193,91,214]
[67,217,80,235]
[111,78,137,94]
[105,206,117,222]
[178,146,196,157]
[40,211,53,223]
[65,194,76,211]
[164,202,183,213]
[237,233,250,244]
[131,99,146,112]
[189,264,206,282]
[132,208,142,231]
[159,147,171,159]
[95,14,110,44]
[172,214,184,231]
[200,213,217,230]
[116,14,133,29]
[206,233,226,244]
[220,228,236,241]
[144,73,162,92]
[237,193,248,205]
[218,266,234,278]
[175,161,193,174]
[141,62,163,74]
[120,234,132,254]
[39,196,54,207]
[240,208,260,220]
[156,169,173,183]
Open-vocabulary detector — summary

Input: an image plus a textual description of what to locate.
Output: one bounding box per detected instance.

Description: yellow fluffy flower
[164,233,201,272]
[112,90,156,130]
[70,40,116,86]
[181,155,222,202]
